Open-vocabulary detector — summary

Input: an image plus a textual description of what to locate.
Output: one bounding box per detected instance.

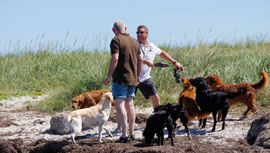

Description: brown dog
[206,71,269,118]
[179,78,211,127]
[72,90,111,109]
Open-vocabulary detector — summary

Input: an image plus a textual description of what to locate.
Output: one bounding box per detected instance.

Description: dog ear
[103,92,114,105]
[105,92,113,101]
[78,96,86,109]
[166,103,172,112]
[181,78,185,83]
[208,77,214,84]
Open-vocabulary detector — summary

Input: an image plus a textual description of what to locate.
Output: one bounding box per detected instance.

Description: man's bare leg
[125,96,136,136]
[149,94,161,109]
[114,98,128,138]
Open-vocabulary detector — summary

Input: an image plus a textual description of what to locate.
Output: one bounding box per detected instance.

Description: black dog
[189,77,242,131]
[143,103,174,146]
[154,96,192,140]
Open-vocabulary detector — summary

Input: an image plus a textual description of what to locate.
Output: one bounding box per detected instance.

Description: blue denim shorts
[112,82,136,99]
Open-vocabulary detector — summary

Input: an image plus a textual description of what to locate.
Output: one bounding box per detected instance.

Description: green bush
[1,41,269,112]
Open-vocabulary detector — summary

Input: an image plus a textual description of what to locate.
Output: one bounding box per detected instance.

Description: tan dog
[68,92,113,144]
[72,89,111,109]
[179,78,211,127]
[206,71,269,119]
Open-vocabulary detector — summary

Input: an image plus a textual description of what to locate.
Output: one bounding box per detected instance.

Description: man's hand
[104,76,111,85]
[143,59,154,67]
[174,62,186,71]
[137,77,140,85]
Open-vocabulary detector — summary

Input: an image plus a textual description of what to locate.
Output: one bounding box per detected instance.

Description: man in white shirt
[136,25,185,109]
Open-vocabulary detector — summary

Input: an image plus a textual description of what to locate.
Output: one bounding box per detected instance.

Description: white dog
[67,92,113,144]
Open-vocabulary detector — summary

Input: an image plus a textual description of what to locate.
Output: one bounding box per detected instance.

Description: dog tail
[67,115,74,132]
[252,71,269,90]
[67,114,73,123]
[179,95,184,108]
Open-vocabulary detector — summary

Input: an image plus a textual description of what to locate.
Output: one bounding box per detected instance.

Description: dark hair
[137,25,148,33]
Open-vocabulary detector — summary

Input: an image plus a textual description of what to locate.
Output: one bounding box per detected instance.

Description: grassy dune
[0,41,269,112]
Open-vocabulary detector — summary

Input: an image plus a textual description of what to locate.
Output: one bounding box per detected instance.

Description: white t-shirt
[138,41,162,82]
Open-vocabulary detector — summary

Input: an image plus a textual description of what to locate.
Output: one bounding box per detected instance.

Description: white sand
[0,95,253,144]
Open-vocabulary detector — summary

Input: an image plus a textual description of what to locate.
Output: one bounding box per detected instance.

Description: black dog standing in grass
[189,77,242,131]
[154,96,192,140]
[143,103,174,146]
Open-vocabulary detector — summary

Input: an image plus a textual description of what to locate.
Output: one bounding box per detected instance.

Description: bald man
[104,21,142,143]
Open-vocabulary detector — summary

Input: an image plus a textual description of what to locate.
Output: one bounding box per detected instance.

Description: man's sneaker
[129,135,136,141]
[115,136,129,143]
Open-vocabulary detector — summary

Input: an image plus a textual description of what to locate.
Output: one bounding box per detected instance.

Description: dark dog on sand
[189,77,242,131]
[143,104,174,146]
[154,96,192,140]
[179,78,211,128]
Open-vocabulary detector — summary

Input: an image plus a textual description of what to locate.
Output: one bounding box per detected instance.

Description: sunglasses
[136,31,145,34]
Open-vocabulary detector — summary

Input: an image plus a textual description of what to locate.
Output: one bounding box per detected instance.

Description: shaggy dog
[206,72,269,119]
[143,104,174,146]
[154,96,192,140]
[179,78,211,128]
[189,77,242,131]
[68,92,113,144]
[72,89,111,109]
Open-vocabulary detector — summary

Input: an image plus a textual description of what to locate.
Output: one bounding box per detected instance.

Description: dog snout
[189,79,194,84]
[72,101,78,109]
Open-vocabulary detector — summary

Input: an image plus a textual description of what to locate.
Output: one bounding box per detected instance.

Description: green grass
[1,40,270,112]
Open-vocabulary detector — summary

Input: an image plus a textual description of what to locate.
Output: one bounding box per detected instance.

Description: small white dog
[67,92,113,144]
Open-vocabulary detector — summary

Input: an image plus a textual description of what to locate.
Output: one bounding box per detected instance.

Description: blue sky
[1,0,270,54]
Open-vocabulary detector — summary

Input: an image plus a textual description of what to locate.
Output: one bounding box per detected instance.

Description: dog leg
[157,130,164,146]
[98,125,103,143]
[242,107,251,117]
[170,127,175,146]
[69,118,82,144]
[201,118,207,128]
[198,119,203,127]
[173,122,177,137]
[157,132,161,146]
[170,136,174,146]
[103,127,112,137]
[166,124,174,138]
[221,102,230,130]
[71,129,81,144]
[217,110,222,122]
[161,130,164,145]
[166,122,175,145]
[183,123,192,140]
[71,133,77,144]
[198,118,207,128]
[211,112,217,132]
[179,115,192,140]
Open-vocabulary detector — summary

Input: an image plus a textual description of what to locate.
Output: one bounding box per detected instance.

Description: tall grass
[0,40,270,112]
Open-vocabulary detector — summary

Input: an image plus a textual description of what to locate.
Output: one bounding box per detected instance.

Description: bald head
[113,21,126,33]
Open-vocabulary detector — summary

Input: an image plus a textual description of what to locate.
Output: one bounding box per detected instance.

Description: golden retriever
[68,92,113,144]
[72,89,111,109]
[205,71,269,119]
